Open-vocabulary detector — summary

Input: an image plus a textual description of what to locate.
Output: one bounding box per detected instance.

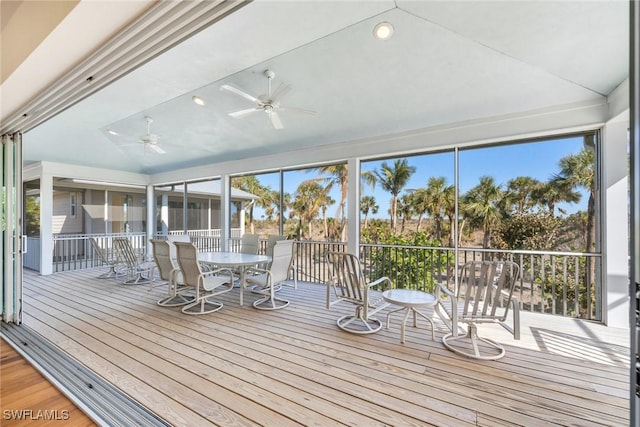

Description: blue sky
[248,136,588,220]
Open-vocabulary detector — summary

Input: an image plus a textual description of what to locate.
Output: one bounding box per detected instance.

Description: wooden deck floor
[1,338,97,426]
[17,268,630,426]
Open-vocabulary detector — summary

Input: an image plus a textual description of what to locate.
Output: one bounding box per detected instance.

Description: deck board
[17,268,630,426]
[0,338,97,427]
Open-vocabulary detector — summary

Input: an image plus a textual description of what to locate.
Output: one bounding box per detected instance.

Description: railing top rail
[360,242,600,258]
[53,232,148,240]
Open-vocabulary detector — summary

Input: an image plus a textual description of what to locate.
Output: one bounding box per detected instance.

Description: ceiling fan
[220,69,316,130]
[138,116,166,154]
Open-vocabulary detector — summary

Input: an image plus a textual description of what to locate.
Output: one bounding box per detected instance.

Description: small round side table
[383,289,436,343]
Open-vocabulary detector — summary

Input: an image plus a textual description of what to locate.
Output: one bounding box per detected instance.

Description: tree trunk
[390,196,397,233]
[249,205,255,234]
[584,193,596,316]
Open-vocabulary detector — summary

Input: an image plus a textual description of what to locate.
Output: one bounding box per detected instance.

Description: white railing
[48,233,601,320]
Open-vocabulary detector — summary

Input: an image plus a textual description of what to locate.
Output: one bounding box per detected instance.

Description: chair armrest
[437,282,455,298]
[368,276,391,290]
[244,266,269,276]
[201,267,234,278]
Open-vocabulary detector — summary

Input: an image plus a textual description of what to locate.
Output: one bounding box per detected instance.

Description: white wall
[602,114,630,328]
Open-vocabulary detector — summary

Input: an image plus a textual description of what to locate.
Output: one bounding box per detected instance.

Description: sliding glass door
[1,133,23,324]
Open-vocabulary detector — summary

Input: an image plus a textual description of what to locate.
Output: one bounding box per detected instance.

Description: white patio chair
[263,234,288,268]
[435,260,521,360]
[113,237,155,285]
[149,239,194,307]
[174,241,234,315]
[248,234,290,293]
[239,233,260,254]
[325,251,391,334]
[167,234,191,260]
[89,237,122,279]
[244,240,295,310]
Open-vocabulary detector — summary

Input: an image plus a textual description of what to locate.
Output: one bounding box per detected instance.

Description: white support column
[146,184,154,258]
[220,174,231,251]
[84,190,92,234]
[602,117,630,328]
[239,203,246,235]
[161,193,169,235]
[347,158,361,255]
[208,198,212,232]
[40,173,54,275]
[104,190,110,234]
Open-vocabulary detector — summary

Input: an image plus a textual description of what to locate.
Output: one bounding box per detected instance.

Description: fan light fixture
[374,22,394,40]
[192,95,205,106]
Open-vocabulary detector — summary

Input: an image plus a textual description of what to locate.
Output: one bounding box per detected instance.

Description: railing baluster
[563,257,568,317]
[551,256,557,315]
[574,257,580,317]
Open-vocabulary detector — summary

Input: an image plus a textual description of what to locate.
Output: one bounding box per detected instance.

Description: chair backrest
[456,260,520,322]
[113,237,139,267]
[149,239,175,281]
[89,237,109,263]
[173,242,202,286]
[326,251,366,303]
[268,240,294,283]
[167,234,191,260]
[265,235,287,257]
[240,234,260,255]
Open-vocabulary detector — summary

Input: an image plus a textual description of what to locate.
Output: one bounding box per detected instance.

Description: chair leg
[123,271,151,285]
[253,285,289,310]
[158,293,193,307]
[182,296,224,315]
[442,324,506,361]
[97,264,118,279]
[511,298,520,340]
[337,306,383,334]
[157,283,195,307]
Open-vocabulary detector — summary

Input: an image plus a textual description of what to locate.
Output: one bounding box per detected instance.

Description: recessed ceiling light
[374,22,394,40]
[192,95,206,106]
[107,129,119,136]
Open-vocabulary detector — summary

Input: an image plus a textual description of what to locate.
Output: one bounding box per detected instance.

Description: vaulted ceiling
[3,1,630,176]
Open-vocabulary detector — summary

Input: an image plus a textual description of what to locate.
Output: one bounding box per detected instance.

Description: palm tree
[463,176,503,249]
[534,179,581,217]
[372,159,416,233]
[409,188,429,232]
[397,193,414,233]
[505,176,542,214]
[290,180,329,240]
[360,195,378,228]
[231,176,271,234]
[310,164,348,240]
[553,147,595,251]
[442,184,456,247]
[423,177,452,242]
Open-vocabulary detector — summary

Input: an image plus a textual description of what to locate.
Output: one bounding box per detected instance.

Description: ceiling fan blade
[148,144,166,154]
[279,105,317,115]
[229,107,262,118]
[267,110,284,130]
[220,84,260,104]
[270,83,292,102]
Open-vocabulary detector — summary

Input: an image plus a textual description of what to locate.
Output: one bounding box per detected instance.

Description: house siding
[52,191,83,234]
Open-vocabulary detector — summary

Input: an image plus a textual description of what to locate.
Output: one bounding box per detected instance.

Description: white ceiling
[20,0,629,175]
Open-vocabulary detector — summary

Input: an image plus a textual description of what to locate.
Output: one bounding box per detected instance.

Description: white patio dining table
[197,251,271,306]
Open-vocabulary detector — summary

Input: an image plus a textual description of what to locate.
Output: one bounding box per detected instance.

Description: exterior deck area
[18,268,630,426]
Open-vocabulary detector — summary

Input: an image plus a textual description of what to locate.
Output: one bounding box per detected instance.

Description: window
[70,192,77,218]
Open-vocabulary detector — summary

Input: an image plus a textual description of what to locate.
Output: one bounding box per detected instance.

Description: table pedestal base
[386,306,436,343]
